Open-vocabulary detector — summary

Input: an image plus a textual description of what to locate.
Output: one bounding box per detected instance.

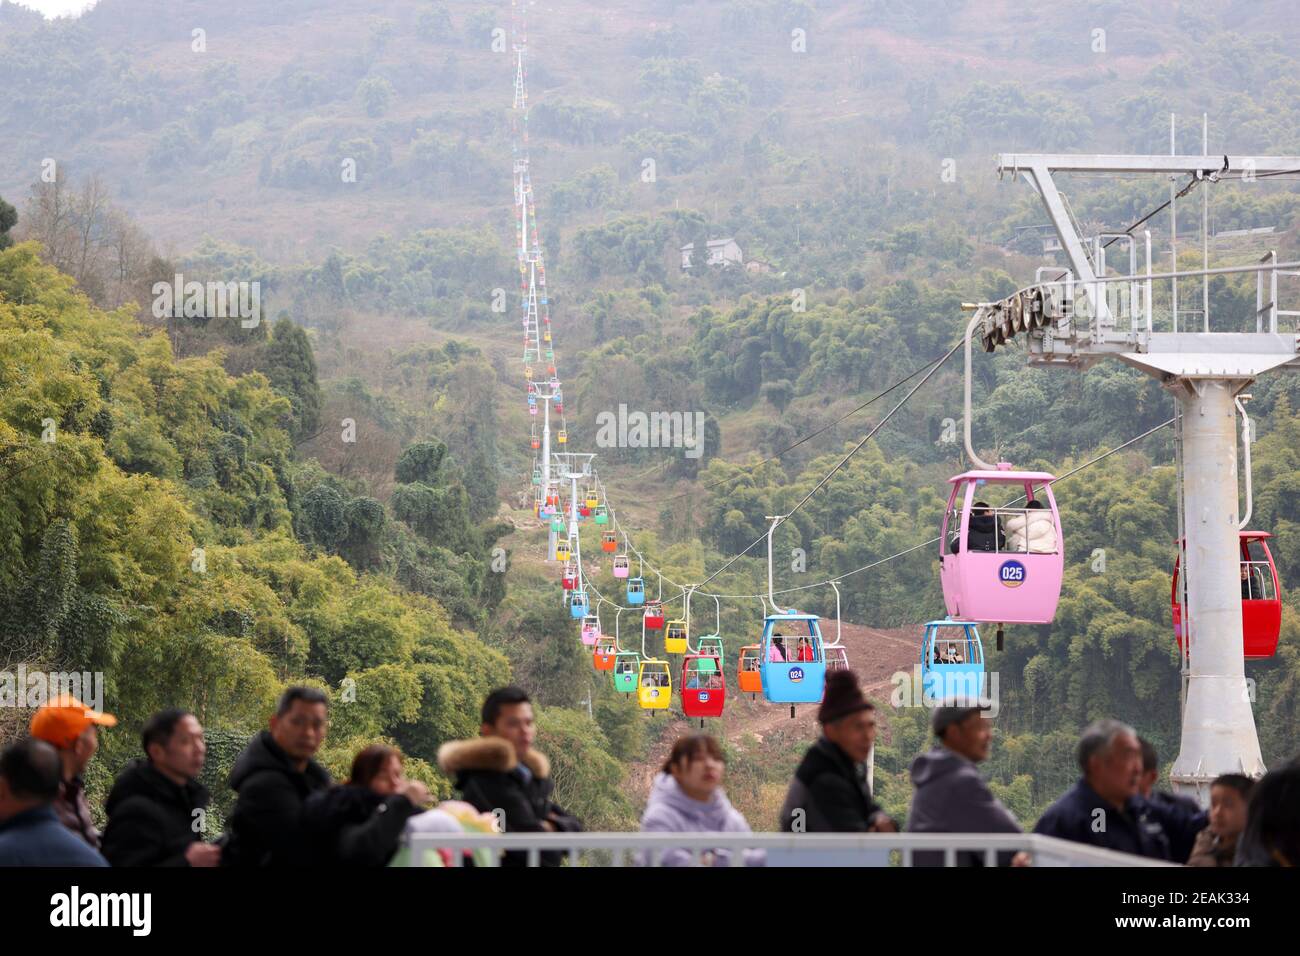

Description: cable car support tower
[510,1,587,561]
[975,145,1300,802]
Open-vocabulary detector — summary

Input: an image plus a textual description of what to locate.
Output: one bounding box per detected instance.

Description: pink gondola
[939,464,1063,626]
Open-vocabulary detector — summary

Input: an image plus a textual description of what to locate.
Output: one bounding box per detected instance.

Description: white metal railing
[1256,250,1300,333]
[403,832,1175,868]
[944,507,1060,556]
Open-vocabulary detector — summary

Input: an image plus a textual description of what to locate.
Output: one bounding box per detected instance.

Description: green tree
[356,77,394,118]
[0,195,16,251]
[264,318,322,440]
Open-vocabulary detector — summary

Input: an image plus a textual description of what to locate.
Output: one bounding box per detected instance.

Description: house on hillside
[680,237,743,270]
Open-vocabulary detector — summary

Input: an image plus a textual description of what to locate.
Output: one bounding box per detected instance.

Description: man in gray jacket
[906,703,1026,866]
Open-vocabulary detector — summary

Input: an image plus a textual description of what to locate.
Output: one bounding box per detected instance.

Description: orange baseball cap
[29,694,117,749]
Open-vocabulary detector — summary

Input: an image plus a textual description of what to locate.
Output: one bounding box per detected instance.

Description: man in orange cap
[29,694,117,849]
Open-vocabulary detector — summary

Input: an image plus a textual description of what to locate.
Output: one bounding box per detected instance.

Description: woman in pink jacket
[638,735,764,867]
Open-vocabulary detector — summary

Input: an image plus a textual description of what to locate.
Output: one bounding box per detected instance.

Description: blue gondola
[919,620,985,704]
[626,577,646,607]
[760,612,826,713]
[570,590,589,619]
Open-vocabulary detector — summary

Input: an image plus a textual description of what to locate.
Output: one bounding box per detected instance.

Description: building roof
[680,237,738,250]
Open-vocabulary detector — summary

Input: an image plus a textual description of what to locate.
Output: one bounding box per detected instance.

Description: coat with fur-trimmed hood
[437,737,581,867]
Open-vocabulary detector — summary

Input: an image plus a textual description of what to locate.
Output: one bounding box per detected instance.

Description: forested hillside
[2,0,1299,829]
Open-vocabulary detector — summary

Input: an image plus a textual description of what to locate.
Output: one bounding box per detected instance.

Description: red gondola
[1173,530,1281,659]
[644,602,665,630]
[680,654,725,723]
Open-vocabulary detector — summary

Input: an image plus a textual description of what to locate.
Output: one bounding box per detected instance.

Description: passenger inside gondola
[1241,562,1271,600]
[965,501,1006,552]
[934,640,964,664]
[768,636,788,662]
[1004,498,1057,553]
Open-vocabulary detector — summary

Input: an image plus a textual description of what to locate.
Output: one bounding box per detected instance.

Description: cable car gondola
[681,655,725,724]
[760,612,826,713]
[601,531,617,553]
[737,645,763,696]
[939,465,1063,627]
[580,614,601,646]
[697,635,724,665]
[561,562,577,590]
[613,652,640,694]
[613,554,631,578]
[919,620,985,704]
[643,602,665,630]
[626,577,646,606]
[1173,530,1281,659]
[636,659,672,711]
[594,636,617,671]
[664,619,687,654]
[594,506,610,526]
[555,539,571,562]
[569,590,589,619]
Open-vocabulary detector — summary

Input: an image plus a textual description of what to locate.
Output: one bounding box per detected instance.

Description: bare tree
[18,172,166,314]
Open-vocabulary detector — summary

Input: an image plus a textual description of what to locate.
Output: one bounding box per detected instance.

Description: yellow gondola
[636,659,672,710]
[664,620,688,654]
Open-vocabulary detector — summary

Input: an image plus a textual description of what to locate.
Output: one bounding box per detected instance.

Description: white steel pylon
[980,149,1300,803]
[509,0,571,541]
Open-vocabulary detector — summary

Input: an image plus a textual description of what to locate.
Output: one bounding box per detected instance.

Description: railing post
[1271,251,1279,333]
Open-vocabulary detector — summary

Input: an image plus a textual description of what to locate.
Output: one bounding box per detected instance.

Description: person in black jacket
[948,501,1007,554]
[101,709,221,867]
[223,686,333,867]
[437,686,581,867]
[303,744,431,866]
[1034,719,1175,860]
[779,670,897,833]
[966,501,1006,553]
[1136,737,1207,864]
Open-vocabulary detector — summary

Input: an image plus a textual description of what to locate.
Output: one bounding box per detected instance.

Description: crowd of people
[0,677,1296,868]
